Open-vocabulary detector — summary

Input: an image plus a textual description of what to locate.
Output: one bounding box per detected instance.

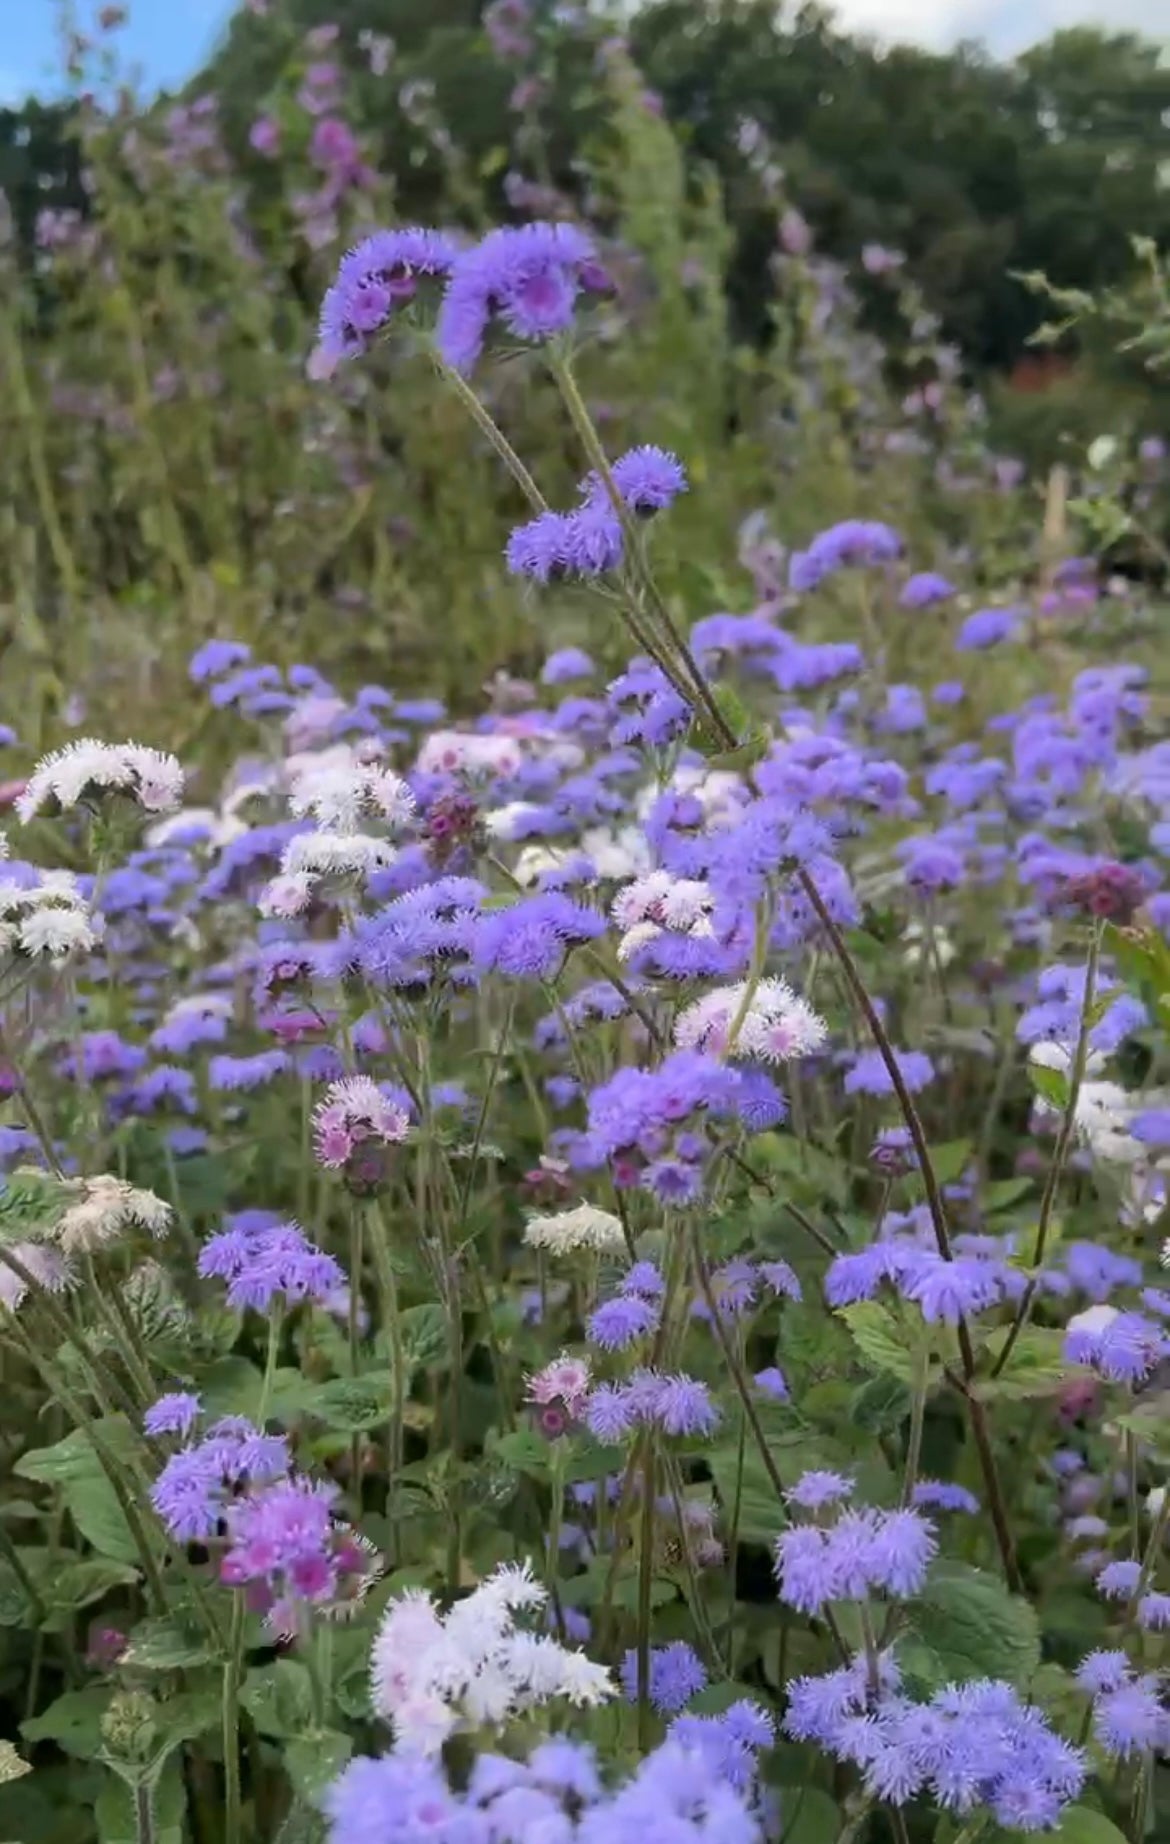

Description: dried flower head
[52,1176,172,1254]
[522,1202,626,1256]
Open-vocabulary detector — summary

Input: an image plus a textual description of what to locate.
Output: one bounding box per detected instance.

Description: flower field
[1,9,1170,1844]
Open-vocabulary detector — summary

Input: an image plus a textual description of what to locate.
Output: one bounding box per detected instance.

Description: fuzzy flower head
[621,1641,707,1713]
[287,754,415,834]
[0,873,102,963]
[369,1563,613,1752]
[436,221,609,373]
[316,227,457,370]
[221,1474,382,1637]
[143,1392,202,1439]
[52,1175,172,1254]
[522,1202,626,1257]
[17,740,184,823]
[526,1353,592,1438]
[675,976,827,1063]
[197,1220,344,1313]
[0,1240,74,1313]
[150,1417,291,1542]
[1065,1307,1170,1385]
[312,1076,410,1191]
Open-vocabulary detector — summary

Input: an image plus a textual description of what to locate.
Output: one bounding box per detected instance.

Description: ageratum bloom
[151,1417,290,1542]
[17,740,184,823]
[197,1219,344,1313]
[316,228,457,369]
[621,1641,707,1713]
[436,221,609,373]
[221,1474,381,1637]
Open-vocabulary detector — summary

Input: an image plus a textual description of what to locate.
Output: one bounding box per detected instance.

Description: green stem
[636,1440,656,1753]
[348,1207,364,1494]
[257,1310,282,1425]
[367,1201,405,1559]
[134,1780,157,1844]
[689,1220,787,1504]
[432,352,548,511]
[991,923,1102,1380]
[546,1443,567,1641]
[900,1347,929,1508]
[222,1595,245,1844]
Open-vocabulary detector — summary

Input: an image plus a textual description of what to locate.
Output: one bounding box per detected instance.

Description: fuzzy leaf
[1045,1808,1130,1844]
[122,1618,215,1672]
[903,1560,1041,1688]
[241,1661,314,1739]
[95,1759,185,1844]
[838,1302,921,1382]
[22,1689,111,1759]
[44,1559,140,1616]
[978,1328,1069,1400]
[285,1732,354,1807]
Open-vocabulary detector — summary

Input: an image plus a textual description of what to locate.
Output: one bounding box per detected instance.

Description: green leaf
[65,1474,144,1567]
[1044,1807,1130,1844]
[122,1618,215,1672]
[983,1178,1034,1215]
[44,1560,140,1616]
[198,1355,263,1420]
[303,1376,392,1432]
[903,1560,1041,1688]
[151,1689,223,1753]
[16,1417,137,1486]
[490,1429,549,1479]
[1028,1064,1070,1108]
[400,1304,449,1370]
[774,1786,839,1844]
[22,1689,111,1759]
[838,1302,922,1382]
[979,1328,1069,1401]
[95,1759,185,1844]
[848,1374,911,1434]
[285,1732,354,1807]
[929,1139,973,1185]
[241,1661,314,1739]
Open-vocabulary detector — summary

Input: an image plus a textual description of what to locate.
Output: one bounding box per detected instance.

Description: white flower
[675,977,827,1062]
[257,873,314,918]
[0,1241,74,1313]
[612,872,715,959]
[53,1176,172,1254]
[513,844,567,887]
[368,1564,612,1752]
[486,801,545,840]
[17,740,184,823]
[288,758,414,833]
[523,1203,626,1256]
[18,903,99,960]
[417,731,523,779]
[1066,1304,1119,1341]
[283,832,397,878]
[579,826,653,881]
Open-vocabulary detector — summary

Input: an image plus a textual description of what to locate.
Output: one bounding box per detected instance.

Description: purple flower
[956,607,1020,651]
[607,446,687,514]
[1074,1650,1131,1694]
[843,1048,935,1097]
[666,1701,773,1792]
[1092,1678,1169,1758]
[1096,1558,1142,1600]
[621,1641,707,1712]
[911,1480,979,1514]
[473,892,604,979]
[143,1392,202,1438]
[126,1065,198,1116]
[190,639,251,683]
[436,221,607,373]
[901,1252,1007,1324]
[209,1051,291,1092]
[317,228,456,368]
[753,1366,789,1400]
[759,1259,801,1301]
[221,1474,377,1636]
[587,1294,658,1350]
[150,1418,290,1541]
[787,1469,854,1511]
[654,1373,720,1437]
[585,1382,639,1444]
[197,1221,344,1313]
[1064,1311,1170,1385]
[541,648,595,685]
[622,1261,665,1299]
[1137,1591,1170,1630]
[899,572,954,609]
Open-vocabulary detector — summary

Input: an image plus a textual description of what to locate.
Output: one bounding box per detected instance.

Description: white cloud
[830,0,1170,53]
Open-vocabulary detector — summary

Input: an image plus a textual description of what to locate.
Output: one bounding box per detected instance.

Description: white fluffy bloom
[288,758,414,833]
[369,1563,612,1752]
[53,1176,172,1254]
[523,1203,626,1256]
[1074,1082,1145,1164]
[579,826,653,881]
[283,832,397,878]
[0,872,102,962]
[486,801,545,840]
[676,977,827,1063]
[17,740,183,823]
[0,1240,75,1313]
[17,903,100,960]
[257,873,314,918]
[612,872,715,960]
[417,731,523,779]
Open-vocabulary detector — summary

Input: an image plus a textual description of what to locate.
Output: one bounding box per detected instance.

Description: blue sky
[0,1,236,104]
[0,0,1166,106]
